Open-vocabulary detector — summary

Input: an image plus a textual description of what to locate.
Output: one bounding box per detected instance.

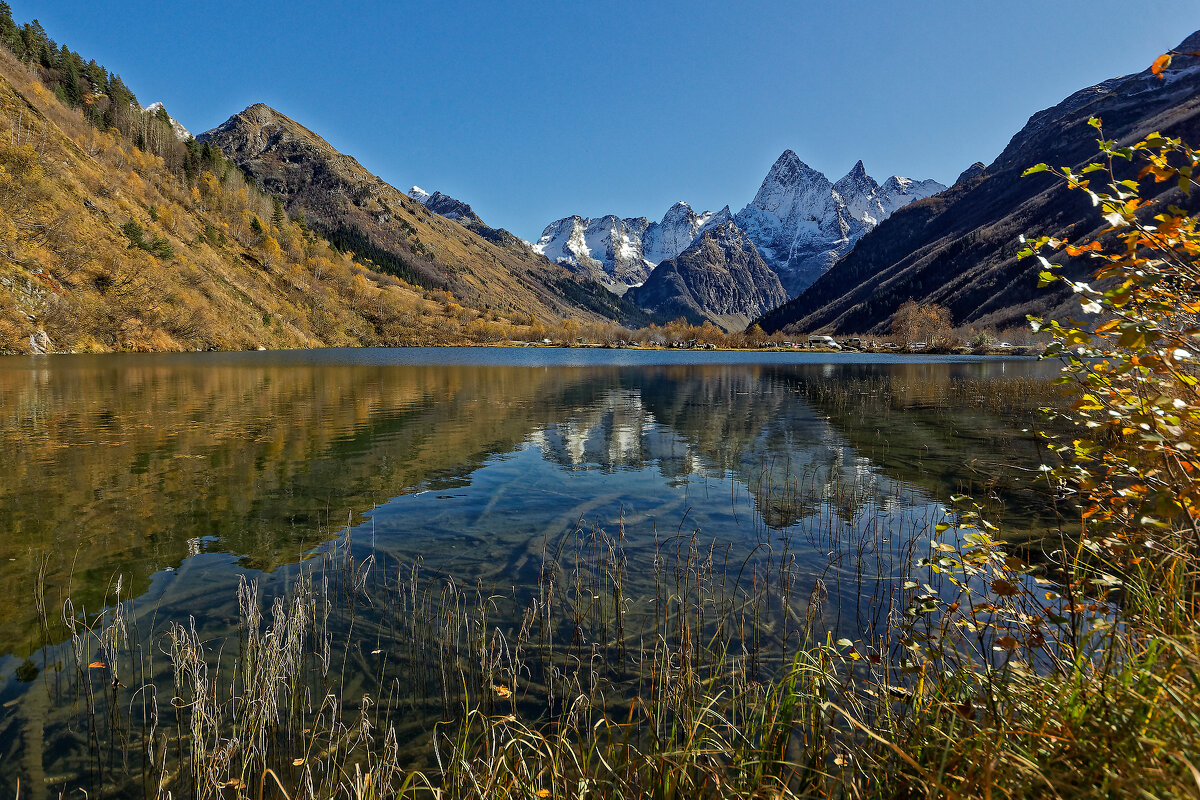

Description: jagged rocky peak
[144,101,191,141]
[734,151,945,296]
[833,160,883,224]
[955,162,987,185]
[747,150,835,220]
[407,185,482,224]
[198,103,340,162]
[642,201,732,265]
[834,159,875,192]
[762,150,829,190]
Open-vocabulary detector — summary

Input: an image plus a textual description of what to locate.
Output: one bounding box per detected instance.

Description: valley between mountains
[1,13,1199,353]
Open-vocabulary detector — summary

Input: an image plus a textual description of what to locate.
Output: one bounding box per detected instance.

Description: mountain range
[532,158,945,301]
[756,32,1200,336]
[3,1,1198,353]
[194,32,1200,340]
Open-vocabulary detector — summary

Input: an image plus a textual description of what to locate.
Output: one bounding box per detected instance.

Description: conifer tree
[0,2,19,53]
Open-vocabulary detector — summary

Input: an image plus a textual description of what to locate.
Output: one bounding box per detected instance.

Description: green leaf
[1022,163,1050,176]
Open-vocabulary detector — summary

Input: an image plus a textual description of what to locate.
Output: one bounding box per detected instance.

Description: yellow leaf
[1065,241,1102,256]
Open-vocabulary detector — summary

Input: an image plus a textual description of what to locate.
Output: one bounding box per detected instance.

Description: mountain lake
[0,347,1065,796]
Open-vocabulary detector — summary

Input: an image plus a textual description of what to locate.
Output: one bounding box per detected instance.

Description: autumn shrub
[862,125,1200,799]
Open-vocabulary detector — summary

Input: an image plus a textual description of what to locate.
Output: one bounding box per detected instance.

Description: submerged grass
[19,466,1199,800]
[9,369,1196,800]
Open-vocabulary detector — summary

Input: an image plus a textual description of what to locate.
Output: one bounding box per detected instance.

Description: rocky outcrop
[29,329,50,354]
[408,186,484,225]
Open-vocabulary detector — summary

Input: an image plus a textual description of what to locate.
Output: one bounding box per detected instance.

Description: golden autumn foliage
[0,47,605,354]
[1024,121,1200,590]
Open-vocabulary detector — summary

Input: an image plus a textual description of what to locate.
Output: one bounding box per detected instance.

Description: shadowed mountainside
[756,34,1200,335]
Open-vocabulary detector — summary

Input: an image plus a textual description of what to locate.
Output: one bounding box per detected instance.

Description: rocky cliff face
[755,32,1200,336]
[733,152,945,296]
[199,104,644,325]
[625,221,787,331]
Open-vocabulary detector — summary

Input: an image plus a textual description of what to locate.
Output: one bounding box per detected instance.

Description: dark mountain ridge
[756,32,1200,336]
[626,221,787,331]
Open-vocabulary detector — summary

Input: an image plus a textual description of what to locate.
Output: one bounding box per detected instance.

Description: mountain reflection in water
[0,350,1059,664]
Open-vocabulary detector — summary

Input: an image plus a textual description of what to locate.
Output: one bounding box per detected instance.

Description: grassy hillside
[0,7,654,354]
[0,49,539,353]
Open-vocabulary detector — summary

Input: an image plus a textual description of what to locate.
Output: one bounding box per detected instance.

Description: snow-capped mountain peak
[735,153,946,295]
[406,186,483,224]
[833,161,884,225]
[534,201,733,293]
[642,202,731,266]
[144,101,191,141]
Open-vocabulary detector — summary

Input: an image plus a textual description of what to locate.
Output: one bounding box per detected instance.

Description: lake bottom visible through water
[0,349,1061,796]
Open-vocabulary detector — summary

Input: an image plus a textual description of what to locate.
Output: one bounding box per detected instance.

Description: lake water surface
[0,348,1061,795]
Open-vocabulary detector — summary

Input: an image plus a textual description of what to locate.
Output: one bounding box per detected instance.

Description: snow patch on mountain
[534,202,733,293]
[408,186,431,204]
[144,102,191,141]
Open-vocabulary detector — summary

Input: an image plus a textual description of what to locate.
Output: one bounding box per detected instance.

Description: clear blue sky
[11,1,1200,241]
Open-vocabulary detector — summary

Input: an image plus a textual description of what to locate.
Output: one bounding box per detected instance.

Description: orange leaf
[1065,241,1102,256]
[88,661,106,669]
[1151,53,1172,79]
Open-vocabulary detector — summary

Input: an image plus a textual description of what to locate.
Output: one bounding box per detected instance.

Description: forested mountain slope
[0,7,647,354]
